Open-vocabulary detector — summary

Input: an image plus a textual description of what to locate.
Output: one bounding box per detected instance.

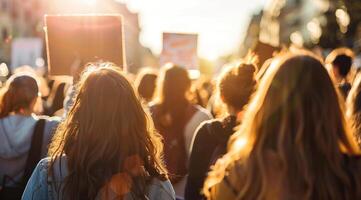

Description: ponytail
[0,88,15,118]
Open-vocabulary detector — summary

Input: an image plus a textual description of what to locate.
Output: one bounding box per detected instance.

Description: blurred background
[0,0,360,74]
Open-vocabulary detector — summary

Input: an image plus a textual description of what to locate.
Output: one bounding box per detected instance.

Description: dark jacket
[185,115,237,200]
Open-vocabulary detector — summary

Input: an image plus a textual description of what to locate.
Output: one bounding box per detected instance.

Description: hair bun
[218,62,257,111]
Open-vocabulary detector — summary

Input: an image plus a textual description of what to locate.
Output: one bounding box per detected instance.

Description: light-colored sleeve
[184,108,213,158]
[22,159,50,200]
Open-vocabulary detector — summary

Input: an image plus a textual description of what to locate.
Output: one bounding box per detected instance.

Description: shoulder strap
[22,119,46,185]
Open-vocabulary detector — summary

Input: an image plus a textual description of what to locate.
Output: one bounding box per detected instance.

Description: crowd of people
[1,45,361,200]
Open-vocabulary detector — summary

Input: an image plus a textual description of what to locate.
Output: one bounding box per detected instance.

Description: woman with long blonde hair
[23,64,175,200]
[204,52,361,200]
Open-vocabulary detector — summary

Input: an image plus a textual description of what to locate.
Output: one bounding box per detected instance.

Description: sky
[120,0,267,60]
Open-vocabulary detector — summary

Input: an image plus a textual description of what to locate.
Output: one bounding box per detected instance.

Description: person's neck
[14,109,33,116]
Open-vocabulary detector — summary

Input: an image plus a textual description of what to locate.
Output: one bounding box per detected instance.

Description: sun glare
[80,0,97,6]
[233,137,248,152]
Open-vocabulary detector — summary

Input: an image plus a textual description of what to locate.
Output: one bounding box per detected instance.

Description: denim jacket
[22,157,176,200]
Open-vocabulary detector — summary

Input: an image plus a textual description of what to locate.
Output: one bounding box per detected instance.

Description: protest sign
[45,14,125,75]
[160,32,198,69]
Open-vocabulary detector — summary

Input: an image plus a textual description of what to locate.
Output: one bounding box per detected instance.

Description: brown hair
[49,64,167,199]
[218,62,257,112]
[135,68,158,103]
[154,63,191,122]
[204,52,361,199]
[0,74,39,118]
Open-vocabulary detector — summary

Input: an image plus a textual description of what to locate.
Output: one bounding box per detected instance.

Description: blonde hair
[204,52,361,199]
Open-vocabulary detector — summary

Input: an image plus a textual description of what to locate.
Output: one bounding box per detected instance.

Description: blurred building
[239,11,263,57]
[0,0,47,62]
[242,0,361,52]
[0,0,155,73]
[258,0,328,47]
[0,0,11,63]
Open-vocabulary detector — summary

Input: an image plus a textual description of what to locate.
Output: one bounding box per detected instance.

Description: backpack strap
[22,119,46,185]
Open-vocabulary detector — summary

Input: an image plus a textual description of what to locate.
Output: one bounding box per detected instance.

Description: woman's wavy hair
[49,63,167,200]
[204,52,361,199]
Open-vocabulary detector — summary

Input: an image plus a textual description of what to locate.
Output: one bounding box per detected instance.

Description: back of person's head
[14,65,50,98]
[49,63,167,199]
[218,62,257,112]
[0,74,39,118]
[156,63,191,108]
[205,52,360,199]
[326,47,354,78]
[135,68,158,103]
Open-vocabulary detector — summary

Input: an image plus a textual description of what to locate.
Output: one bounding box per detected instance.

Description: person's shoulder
[34,115,61,131]
[36,156,67,170]
[193,119,223,144]
[192,105,213,119]
[38,157,51,167]
[33,157,52,176]
[37,155,68,183]
[22,158,52,200]
[198,118,223,132]
[193,104,211,115]
[148,178,175,200]
[35,115,61,123]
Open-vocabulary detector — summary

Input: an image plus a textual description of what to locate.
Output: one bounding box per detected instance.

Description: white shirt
[174,105,212,198]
